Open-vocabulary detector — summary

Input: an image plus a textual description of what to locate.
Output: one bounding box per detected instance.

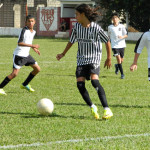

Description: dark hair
[75,4,100,22]
[26,15,35,21]
[111,12,119,18]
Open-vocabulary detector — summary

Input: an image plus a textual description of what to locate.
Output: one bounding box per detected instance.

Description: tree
[95,0,150,32]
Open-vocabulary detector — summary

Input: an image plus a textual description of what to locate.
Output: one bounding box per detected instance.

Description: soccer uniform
[70,22,109,79]
[108,23,127,57]
[13,26,37,69]
[134,30,150,79]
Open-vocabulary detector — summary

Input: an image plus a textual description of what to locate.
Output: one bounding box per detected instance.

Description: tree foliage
[95,0,150,32]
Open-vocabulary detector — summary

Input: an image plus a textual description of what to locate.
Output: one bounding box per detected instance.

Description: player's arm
[130,33,146,72]
[118,26,128,39]
[130,53,140,71]
[104,41,112,69]
[56,42,73,60]
[18,42,39,49]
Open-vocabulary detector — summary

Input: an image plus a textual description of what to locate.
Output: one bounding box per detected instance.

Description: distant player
[0,15,40,95]
[56,4,113,120]
[108,13,128,79]
[130,29,150,81]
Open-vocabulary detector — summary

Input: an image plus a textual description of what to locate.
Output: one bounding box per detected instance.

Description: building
[0,0,95,37]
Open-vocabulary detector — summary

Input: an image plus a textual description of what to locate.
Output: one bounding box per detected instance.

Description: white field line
[0,133,149,149]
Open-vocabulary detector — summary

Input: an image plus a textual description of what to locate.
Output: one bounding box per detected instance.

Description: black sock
[0,77,11,88]
[148,68,150,81]
[23,73,35,86]
[91,80,108,108]
[77,81,92,106]
[118,64,124,75]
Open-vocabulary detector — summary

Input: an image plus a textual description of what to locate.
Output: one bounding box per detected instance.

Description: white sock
[91,104,95,108]
[104,107,110,110]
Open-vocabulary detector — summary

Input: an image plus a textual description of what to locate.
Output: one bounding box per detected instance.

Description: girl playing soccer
[56,4,113,119]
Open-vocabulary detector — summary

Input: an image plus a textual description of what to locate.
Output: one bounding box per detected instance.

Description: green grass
[0,37,150,150]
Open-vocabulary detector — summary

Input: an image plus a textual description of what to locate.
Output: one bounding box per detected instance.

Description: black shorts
[112,48,125,58]
[76,64,100,80]
[13,55,37,69]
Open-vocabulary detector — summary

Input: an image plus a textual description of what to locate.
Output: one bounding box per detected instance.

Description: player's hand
[104,58,111,69]
[56,53,64,60]
[32,44,40,49]
[118,36,123,39]
[33,48,40,55]
[130,64,137,72]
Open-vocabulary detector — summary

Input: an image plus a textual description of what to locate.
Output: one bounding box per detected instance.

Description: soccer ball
[37,98,54,116]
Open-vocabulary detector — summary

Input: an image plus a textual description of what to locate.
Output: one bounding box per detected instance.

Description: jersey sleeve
[122,25,127,35]
[69,24,77,44]
[107,26,111,37]
[134,33,146,53]
[18,27,26,43]
[99,27,110,43]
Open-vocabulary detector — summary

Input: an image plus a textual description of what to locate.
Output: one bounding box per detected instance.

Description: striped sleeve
[134,33,145,53]
[70,24,77,44]
[98,27,110,43]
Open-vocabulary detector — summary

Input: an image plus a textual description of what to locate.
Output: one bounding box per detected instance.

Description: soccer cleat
[121,74,125,79]
[91,105,99,119]
[102,109,113,119]
[0,88,7,95]
[20,84,35,92]
[115,64,119,75]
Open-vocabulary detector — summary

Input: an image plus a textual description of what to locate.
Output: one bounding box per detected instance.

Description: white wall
[0,27,22,36]
[0,27,143,41]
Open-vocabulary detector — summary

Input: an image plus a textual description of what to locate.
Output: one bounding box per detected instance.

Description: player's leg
[0,69,20,95]
[21,55,40,92]
[91,73,113,119]
[0,54,21,95]
[116,55,124,79]
[76,66,99,119]
[112,48,119,74]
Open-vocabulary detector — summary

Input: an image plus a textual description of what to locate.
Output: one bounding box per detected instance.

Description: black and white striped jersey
[70,22,109,66]
[134,30,150,68]
[13,26,36,57]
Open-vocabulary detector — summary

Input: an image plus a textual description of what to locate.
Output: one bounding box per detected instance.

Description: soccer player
[130,29,150,81]
[108,13,128,79]
[56,4,113,120]
[0,15,40,95]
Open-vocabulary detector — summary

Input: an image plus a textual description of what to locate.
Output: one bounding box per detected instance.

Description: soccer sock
[77,81,93,107]
[22,72,35,86]
[91,80,109,108]
[118,64,124,75]
[0,77,11,88]
[148,68,150,81]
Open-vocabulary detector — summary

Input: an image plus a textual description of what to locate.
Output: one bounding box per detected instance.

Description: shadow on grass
[0,111,92,120]
[55,102,150,109]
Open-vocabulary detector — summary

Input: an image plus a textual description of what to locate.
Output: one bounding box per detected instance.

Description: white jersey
[108,23,127,48]
[134,30,150,68]
[13,26,36,57]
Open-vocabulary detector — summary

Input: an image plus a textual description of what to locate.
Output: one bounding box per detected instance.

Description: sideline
[0,133,149,149]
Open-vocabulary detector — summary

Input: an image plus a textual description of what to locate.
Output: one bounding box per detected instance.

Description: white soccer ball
[37,98,54,116]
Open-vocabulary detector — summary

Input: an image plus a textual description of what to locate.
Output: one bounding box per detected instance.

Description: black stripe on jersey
[134,33,145,53]
[18,26,29,43]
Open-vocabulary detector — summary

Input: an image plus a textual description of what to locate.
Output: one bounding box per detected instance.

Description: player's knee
[11,72,18,79]
[34,66,41,74]
[91,79,99,88]
[77,81,85,92]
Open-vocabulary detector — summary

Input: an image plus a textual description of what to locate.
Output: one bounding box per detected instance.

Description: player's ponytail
[75,4,100,22]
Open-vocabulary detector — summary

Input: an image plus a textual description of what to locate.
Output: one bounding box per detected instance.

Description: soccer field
[0,37,150,150]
